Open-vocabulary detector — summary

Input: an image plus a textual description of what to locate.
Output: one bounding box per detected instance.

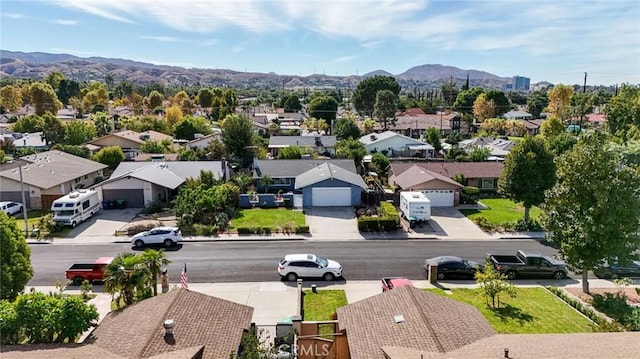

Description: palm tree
[232,173,253,193]
[259,174,273,194]
[103,253,151,306]
[141,249,171,296]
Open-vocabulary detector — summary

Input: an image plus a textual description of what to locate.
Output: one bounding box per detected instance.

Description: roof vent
[139,133,150,140]
[394,314,405,324]
[163,319,175,336]
[370,134,377,141]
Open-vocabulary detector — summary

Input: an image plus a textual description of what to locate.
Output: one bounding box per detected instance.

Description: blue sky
[1,0,639,86]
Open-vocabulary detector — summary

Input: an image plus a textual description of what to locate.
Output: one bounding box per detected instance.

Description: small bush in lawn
[473,216,493,231]
[141,200,165,214]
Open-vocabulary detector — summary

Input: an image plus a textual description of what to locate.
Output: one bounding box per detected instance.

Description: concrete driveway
[67,208,142,238]
[305,207,359,237]
[427,207,491,239]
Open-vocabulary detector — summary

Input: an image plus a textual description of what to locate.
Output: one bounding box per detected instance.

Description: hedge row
[236,225,309,235]
[545,286,623,332]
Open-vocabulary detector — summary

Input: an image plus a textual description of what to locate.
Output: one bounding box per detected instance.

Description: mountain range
[0,50,511,89]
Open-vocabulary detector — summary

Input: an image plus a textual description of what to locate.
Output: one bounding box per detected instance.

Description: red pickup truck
[66,257,113,285]
[381,277,414,292]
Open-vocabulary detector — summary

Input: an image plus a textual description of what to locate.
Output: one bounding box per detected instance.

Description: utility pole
[583,72,588,93]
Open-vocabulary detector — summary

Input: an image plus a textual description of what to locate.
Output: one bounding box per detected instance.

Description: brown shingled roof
[89,288,253,359]
[390,165,464,190]
[1,343,124,359]
[337,286,495,359]
[391,161,503,180]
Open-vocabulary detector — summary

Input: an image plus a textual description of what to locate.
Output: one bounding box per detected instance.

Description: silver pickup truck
[486,250,568,280]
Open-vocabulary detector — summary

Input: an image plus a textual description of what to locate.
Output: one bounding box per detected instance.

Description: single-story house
[360,131,435,158]
[503,110,533,120]
[390,161,504,192]
[389,165,464,206]
[458,136,516,159]
[184,133,222,150]
[253,159,366,207]
[2,288,254,359]
[268,135,337,157]
[329,285,640,359]
[0,150,107,209]
[93,160,227,208]
[375,111,461,137]
[85,130,175,160]
[12,131,48,151]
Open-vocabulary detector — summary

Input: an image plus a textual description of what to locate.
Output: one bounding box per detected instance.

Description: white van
[51,190,101,227]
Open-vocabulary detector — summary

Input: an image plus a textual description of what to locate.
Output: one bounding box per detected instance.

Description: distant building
[512,76,530,91]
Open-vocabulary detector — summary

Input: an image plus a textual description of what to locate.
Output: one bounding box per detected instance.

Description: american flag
[181,262,188,290]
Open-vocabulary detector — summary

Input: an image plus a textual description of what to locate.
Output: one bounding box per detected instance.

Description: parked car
[1,201,23,216]
[593,261,640,279]
[486,250,567,280]
[424,256,478,280]
[66,257,113,285]
[277,254,342,281]
[131,227,183,248]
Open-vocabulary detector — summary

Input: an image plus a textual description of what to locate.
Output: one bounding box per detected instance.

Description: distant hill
[0,50,511,89]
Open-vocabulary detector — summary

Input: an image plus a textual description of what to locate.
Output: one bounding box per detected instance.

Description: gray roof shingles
[254,159,356,178]
[268,135,337,148]
[294,162,367,189]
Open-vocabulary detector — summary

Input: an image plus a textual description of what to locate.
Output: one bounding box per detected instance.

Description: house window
[479,178,496,189]
[84,175,88,180]
[75,178,81,183]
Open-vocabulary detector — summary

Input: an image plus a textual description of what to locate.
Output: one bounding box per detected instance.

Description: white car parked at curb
[131,227,183,248]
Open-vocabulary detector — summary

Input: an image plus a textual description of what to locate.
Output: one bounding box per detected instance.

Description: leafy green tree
[221,114,255,167]
[423,127,442,154]
[0,212,33,301]
[178,148,199,161]
[335,138,367,165]
[231,173,253,193]
[50,144,91,158]
[45,71,65,90]
[174,116,212,140]
[280,94,302,113]
[12,114,44,133]
[92,111,112,137]
[453,87,484,114]
[473,93,495,122]
[605,84,640,141]
[542,130,640,293]
[475,263,516,308]
[468,146,491,161]
[498,136,556,221]
[545,132,577,157]
[205,138,227,160]
[112,81,133,100]
[539,116,566,139]
[373,89,398,130]
[526,91,549,119]
[147,90,164,109]
[484,90,512,116]
[57,79,81,105]
[104,252,152,306]
[197,88,214,108]
[29,82,62,116]
[307,95,338,132]
[370,152,390,177]
[93,146,125,170]
[140,249,171,297]
[64,120,96,145]
[0,85,23,112]
[334,117,361,140]
[352,75,401,117]
[259,174,273,193]
[278,145,303,159]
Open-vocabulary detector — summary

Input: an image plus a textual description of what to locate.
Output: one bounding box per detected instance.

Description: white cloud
[2,13,25,19]
[139,35,181,42]
[53,19,77,25]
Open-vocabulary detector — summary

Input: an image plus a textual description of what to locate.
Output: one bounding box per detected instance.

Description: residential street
[28,239,563,286]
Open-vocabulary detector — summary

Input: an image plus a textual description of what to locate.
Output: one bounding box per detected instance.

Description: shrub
[295,225,309,234]
[460,186,479,204]
[126,223,160,236]
[545,287,623,332]
[141,200,165,214]
[237,227,252,235]
[473,216,494,231]
[379,202,398,217]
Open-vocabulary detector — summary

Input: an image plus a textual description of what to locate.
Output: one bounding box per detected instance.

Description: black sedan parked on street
[593,261,640,279]
[424,256,479,280]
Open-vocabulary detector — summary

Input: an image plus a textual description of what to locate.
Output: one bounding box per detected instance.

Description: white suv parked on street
[278,254,343,281]
[131,227,183,248]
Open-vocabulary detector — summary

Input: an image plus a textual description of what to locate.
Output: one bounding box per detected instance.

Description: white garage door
[421,190,454,207]
[312,187,352,207]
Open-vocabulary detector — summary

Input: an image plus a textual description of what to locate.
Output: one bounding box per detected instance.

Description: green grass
[459,198,542,225]
[302,290,348,321]
[230,208,305,229]
[427,287,594,333]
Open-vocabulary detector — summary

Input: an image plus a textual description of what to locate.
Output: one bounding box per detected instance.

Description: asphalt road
[27,239,561,286]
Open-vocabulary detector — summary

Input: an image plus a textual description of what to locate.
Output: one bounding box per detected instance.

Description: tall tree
[93,146,125,170]
[45,71,64,91]
[81,82,109,112]
[91,111,112,137]
[221,114,255,167]
[64,121,96,145]
[41,113,65,145]
[147,90,164,109]
[335,138,367,165]
[281,94,302,113]
[0,85,23,112]
[12,114,44,133]
[0,212,33,301]
[307,95,338,133]
[352,75,401,118]
[373,89,398,130]
[334,117,361,140]
[604,84,640,141]
[164,105,183,128]
[484,89,511,116]
[542,130,640,293]
[453,87,484,114]
[546,84,574,121]
[29,82,62,116]
[423,127,442,154]
[473,93,495,123]
[197,88,214,108]
[526,91,549,119]
[498,136,556,221]
[539,116,566,140]
[140,249,171,297]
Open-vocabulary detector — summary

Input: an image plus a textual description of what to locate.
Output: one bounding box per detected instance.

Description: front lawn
[459,198,542,226]
[303,290,348,321]
[427,287,594,333]
[230,208,305,232]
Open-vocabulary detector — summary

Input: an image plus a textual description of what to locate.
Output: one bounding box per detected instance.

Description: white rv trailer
[399,191,431,222]
[51,190,101,227]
